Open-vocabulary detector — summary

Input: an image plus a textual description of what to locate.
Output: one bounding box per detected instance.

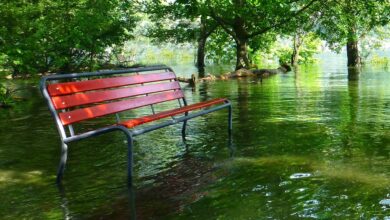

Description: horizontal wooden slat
[51,81,181,110]
[120,98,227,128]
[48,72,176,96]
[59,90,184,125]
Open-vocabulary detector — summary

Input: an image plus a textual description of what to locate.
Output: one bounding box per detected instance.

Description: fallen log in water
[177,74,197,86]
[178,64,291,86]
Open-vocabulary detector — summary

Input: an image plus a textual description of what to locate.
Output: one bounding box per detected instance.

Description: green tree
[0,1,45,75]
[206,28,236,64]
[144,0,218,76]
[145,0,321,72]
[277,33,321,65]
[360,25,390,63]
[288,12,321,66]
[317,0,389,67]
[0,0,138,76]
[206,0,322,70]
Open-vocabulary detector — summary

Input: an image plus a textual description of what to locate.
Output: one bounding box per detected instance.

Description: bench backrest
[40,66,185,137]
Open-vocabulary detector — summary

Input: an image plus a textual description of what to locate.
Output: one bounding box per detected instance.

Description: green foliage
[317,0,389,51]
[277,48,320,65]
[206,29,236,64]
[143,0,201,44]
[368,54,389,67]
[113,35,195,66]
[205,0,324,69]
[205,0,319,28]
[0,0,138,75]
[360,26,390,62]
[145,0,322,69]
[251,33,321,66]
[0,84,14,107]
[0,54,8,75]
[296,33,322,64]
[277,48,293,65]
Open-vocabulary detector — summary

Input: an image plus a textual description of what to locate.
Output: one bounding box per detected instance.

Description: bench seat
[120,98,227,128]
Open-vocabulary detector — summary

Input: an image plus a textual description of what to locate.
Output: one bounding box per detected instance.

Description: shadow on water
[57,183,136,220]
[50,130,234,219]
[84,146,234,219]
[53,136,235,220]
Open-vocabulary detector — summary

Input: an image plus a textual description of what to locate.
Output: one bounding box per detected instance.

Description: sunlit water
[0,54,389,219]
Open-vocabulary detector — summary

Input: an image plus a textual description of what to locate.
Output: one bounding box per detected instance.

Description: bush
[0,0,138,76]
[0,84,14,108]
[368,54,389,66]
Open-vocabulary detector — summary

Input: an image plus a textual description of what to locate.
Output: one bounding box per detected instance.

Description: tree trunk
[235,38,250,70]
[346,40,360,67]
[291,34,302,66]
[196,28,207,77]
[196,17,217,77]
[346,27,360,67]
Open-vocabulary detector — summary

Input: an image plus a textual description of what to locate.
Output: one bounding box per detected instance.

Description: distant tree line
[144,0,389,73]
[0,0,388,77]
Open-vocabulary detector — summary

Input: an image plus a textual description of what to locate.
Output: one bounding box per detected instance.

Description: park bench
[40,65,232,185]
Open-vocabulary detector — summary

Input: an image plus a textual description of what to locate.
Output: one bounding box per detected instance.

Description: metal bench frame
[40,65,232,185]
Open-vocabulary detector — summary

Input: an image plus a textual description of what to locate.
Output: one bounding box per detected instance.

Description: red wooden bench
[40,65,232,185]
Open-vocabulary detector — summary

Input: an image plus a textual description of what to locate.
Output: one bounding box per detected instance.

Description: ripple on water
[290,173,312,179]
[304,199,320,206]
[279,181,292,187]
[379,199,390,206]
[252,184,265,192]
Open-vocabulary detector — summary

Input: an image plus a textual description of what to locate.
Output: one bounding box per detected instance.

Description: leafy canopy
[0,0,138,75]
[317,0,390,51]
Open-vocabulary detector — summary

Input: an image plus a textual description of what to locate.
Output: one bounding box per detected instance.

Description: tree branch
[203,19,219,37]
[248,0,321,38]
[208,8,237,40]
[205,24,218,38]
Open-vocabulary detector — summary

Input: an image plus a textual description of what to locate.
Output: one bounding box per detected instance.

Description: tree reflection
[348,67,360,81]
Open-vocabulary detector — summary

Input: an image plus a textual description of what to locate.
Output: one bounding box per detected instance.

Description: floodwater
[0,54,389,219]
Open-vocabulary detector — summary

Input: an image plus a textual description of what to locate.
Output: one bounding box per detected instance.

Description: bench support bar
[56,143,68,184]
[58,126,134,185]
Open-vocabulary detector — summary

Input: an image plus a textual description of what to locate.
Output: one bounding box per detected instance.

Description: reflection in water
[348,67,360,81]
[82,145,234,219]
[379,198,390,206]
[289,173,312,179]
[58,183,137,220]
[57,184,74,220]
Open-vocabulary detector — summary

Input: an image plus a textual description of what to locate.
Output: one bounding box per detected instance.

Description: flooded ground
[0,54,389,219]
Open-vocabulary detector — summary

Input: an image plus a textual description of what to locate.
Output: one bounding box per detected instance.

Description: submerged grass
[226,156,390,189]
[0,170,46,188]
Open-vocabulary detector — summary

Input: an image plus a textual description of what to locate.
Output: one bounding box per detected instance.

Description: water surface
[0,56,389,219]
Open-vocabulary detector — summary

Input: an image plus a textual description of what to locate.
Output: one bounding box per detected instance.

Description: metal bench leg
[181,120,187,142]
[228,105,233,135]
[56,142,68,184]
[126,135,134,186]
